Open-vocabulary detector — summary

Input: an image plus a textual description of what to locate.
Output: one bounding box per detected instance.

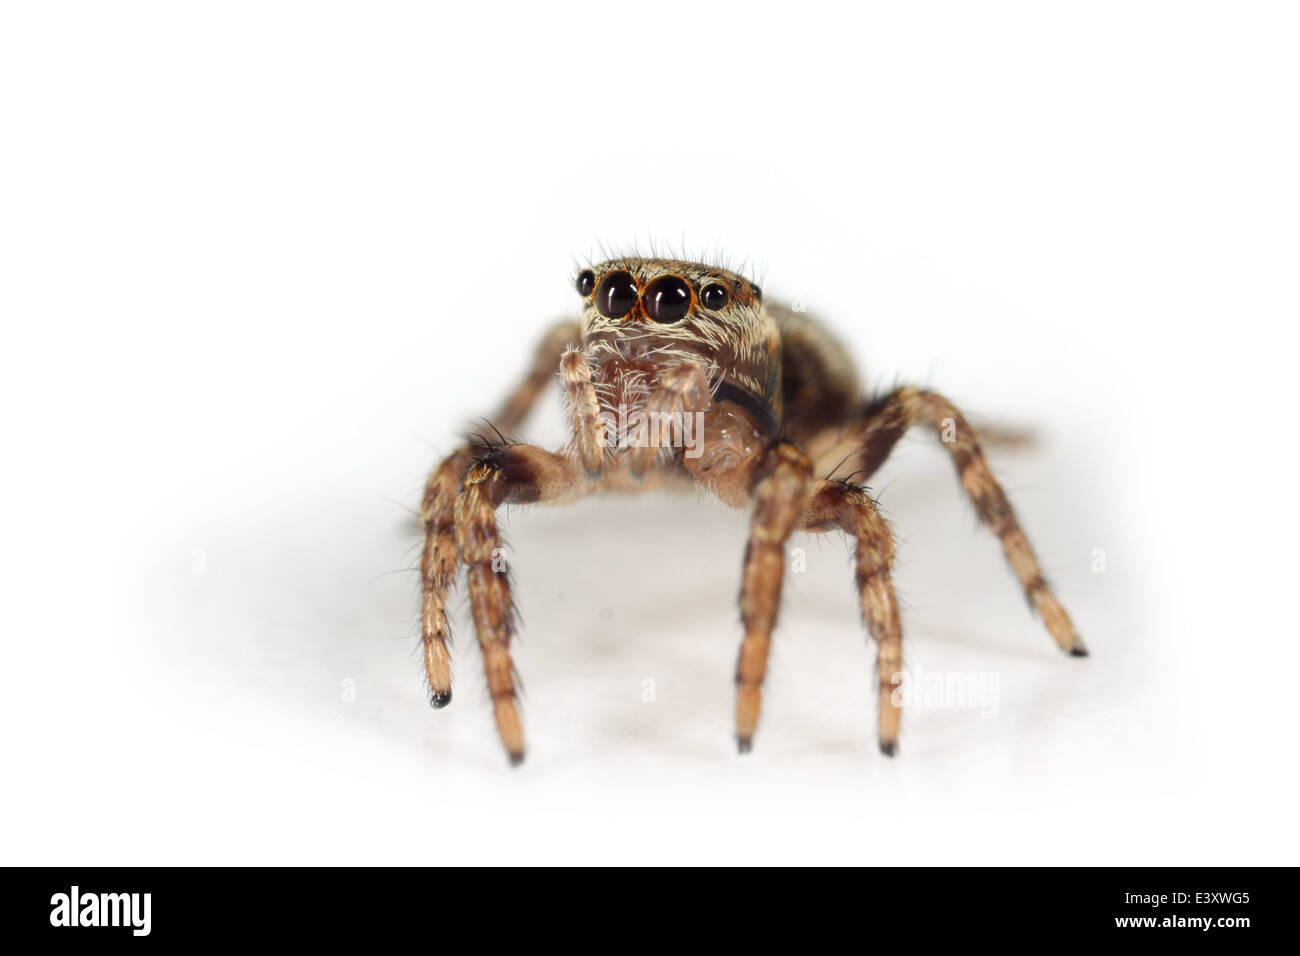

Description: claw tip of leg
[879,740,897,757]
[430,689,452,708]
[1068,641,1090,658]
[508,751,525,767]
[736,736,753,755]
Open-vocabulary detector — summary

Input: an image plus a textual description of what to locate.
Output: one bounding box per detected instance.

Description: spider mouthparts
[430,689,452,708]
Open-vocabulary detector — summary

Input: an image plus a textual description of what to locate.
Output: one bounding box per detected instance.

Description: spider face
[575,257,779,408]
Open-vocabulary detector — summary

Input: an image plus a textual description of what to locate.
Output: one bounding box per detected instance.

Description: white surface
[3,1,1298,864]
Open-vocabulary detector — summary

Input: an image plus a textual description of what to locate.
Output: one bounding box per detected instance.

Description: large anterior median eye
[643,275,691,323]
[595,270,638,318]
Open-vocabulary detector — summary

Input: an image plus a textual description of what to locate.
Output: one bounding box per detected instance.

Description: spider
[420,256,1087,765]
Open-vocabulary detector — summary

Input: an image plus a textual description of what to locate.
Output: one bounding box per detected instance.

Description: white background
[3,1,1297,865]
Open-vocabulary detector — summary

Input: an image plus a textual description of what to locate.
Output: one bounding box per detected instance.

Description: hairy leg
[454,444,587,765]
[421,447,473,706]
[420,321,579,706]
[494,322,583,432]
[854,386,1086,656]
[734,441,815,751]
[803,479,905,754]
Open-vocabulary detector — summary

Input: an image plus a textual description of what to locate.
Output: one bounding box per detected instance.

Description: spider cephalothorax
[576,259,780,446]
[419,256,1086,765]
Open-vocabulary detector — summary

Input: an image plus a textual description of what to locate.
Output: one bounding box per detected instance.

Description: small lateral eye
[595,270,638,318]
[576,269,595,296]
[644,275,692,323]
[701,283,730,310]
[751,283,762,303]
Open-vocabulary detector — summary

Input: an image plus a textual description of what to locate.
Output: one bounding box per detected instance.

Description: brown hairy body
[420,257,1086,764]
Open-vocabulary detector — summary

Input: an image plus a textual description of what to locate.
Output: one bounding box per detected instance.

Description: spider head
[574,258,777,392]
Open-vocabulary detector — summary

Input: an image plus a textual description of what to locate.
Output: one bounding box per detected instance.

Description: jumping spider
[420,257,1086,765]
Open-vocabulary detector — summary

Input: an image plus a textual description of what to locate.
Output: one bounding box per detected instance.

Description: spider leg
[419,321,579,708]
[734,441,815,752]
[560,346,606,473]
[853,386,1085,656]
[454,444,588,765]
[420,447,473,707]
[495,322,583,431]
[802,479,905,755]
[626,363,711,478]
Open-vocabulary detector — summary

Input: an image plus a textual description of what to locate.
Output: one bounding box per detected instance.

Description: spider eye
[595,270,638,319]
[701,283,730,310]
[576,269,595,296]
[643,275,692,323]
[751,283,762,303]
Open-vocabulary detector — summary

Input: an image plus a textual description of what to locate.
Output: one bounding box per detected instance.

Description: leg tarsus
[733,442,815,748]
[804,479,905,757]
